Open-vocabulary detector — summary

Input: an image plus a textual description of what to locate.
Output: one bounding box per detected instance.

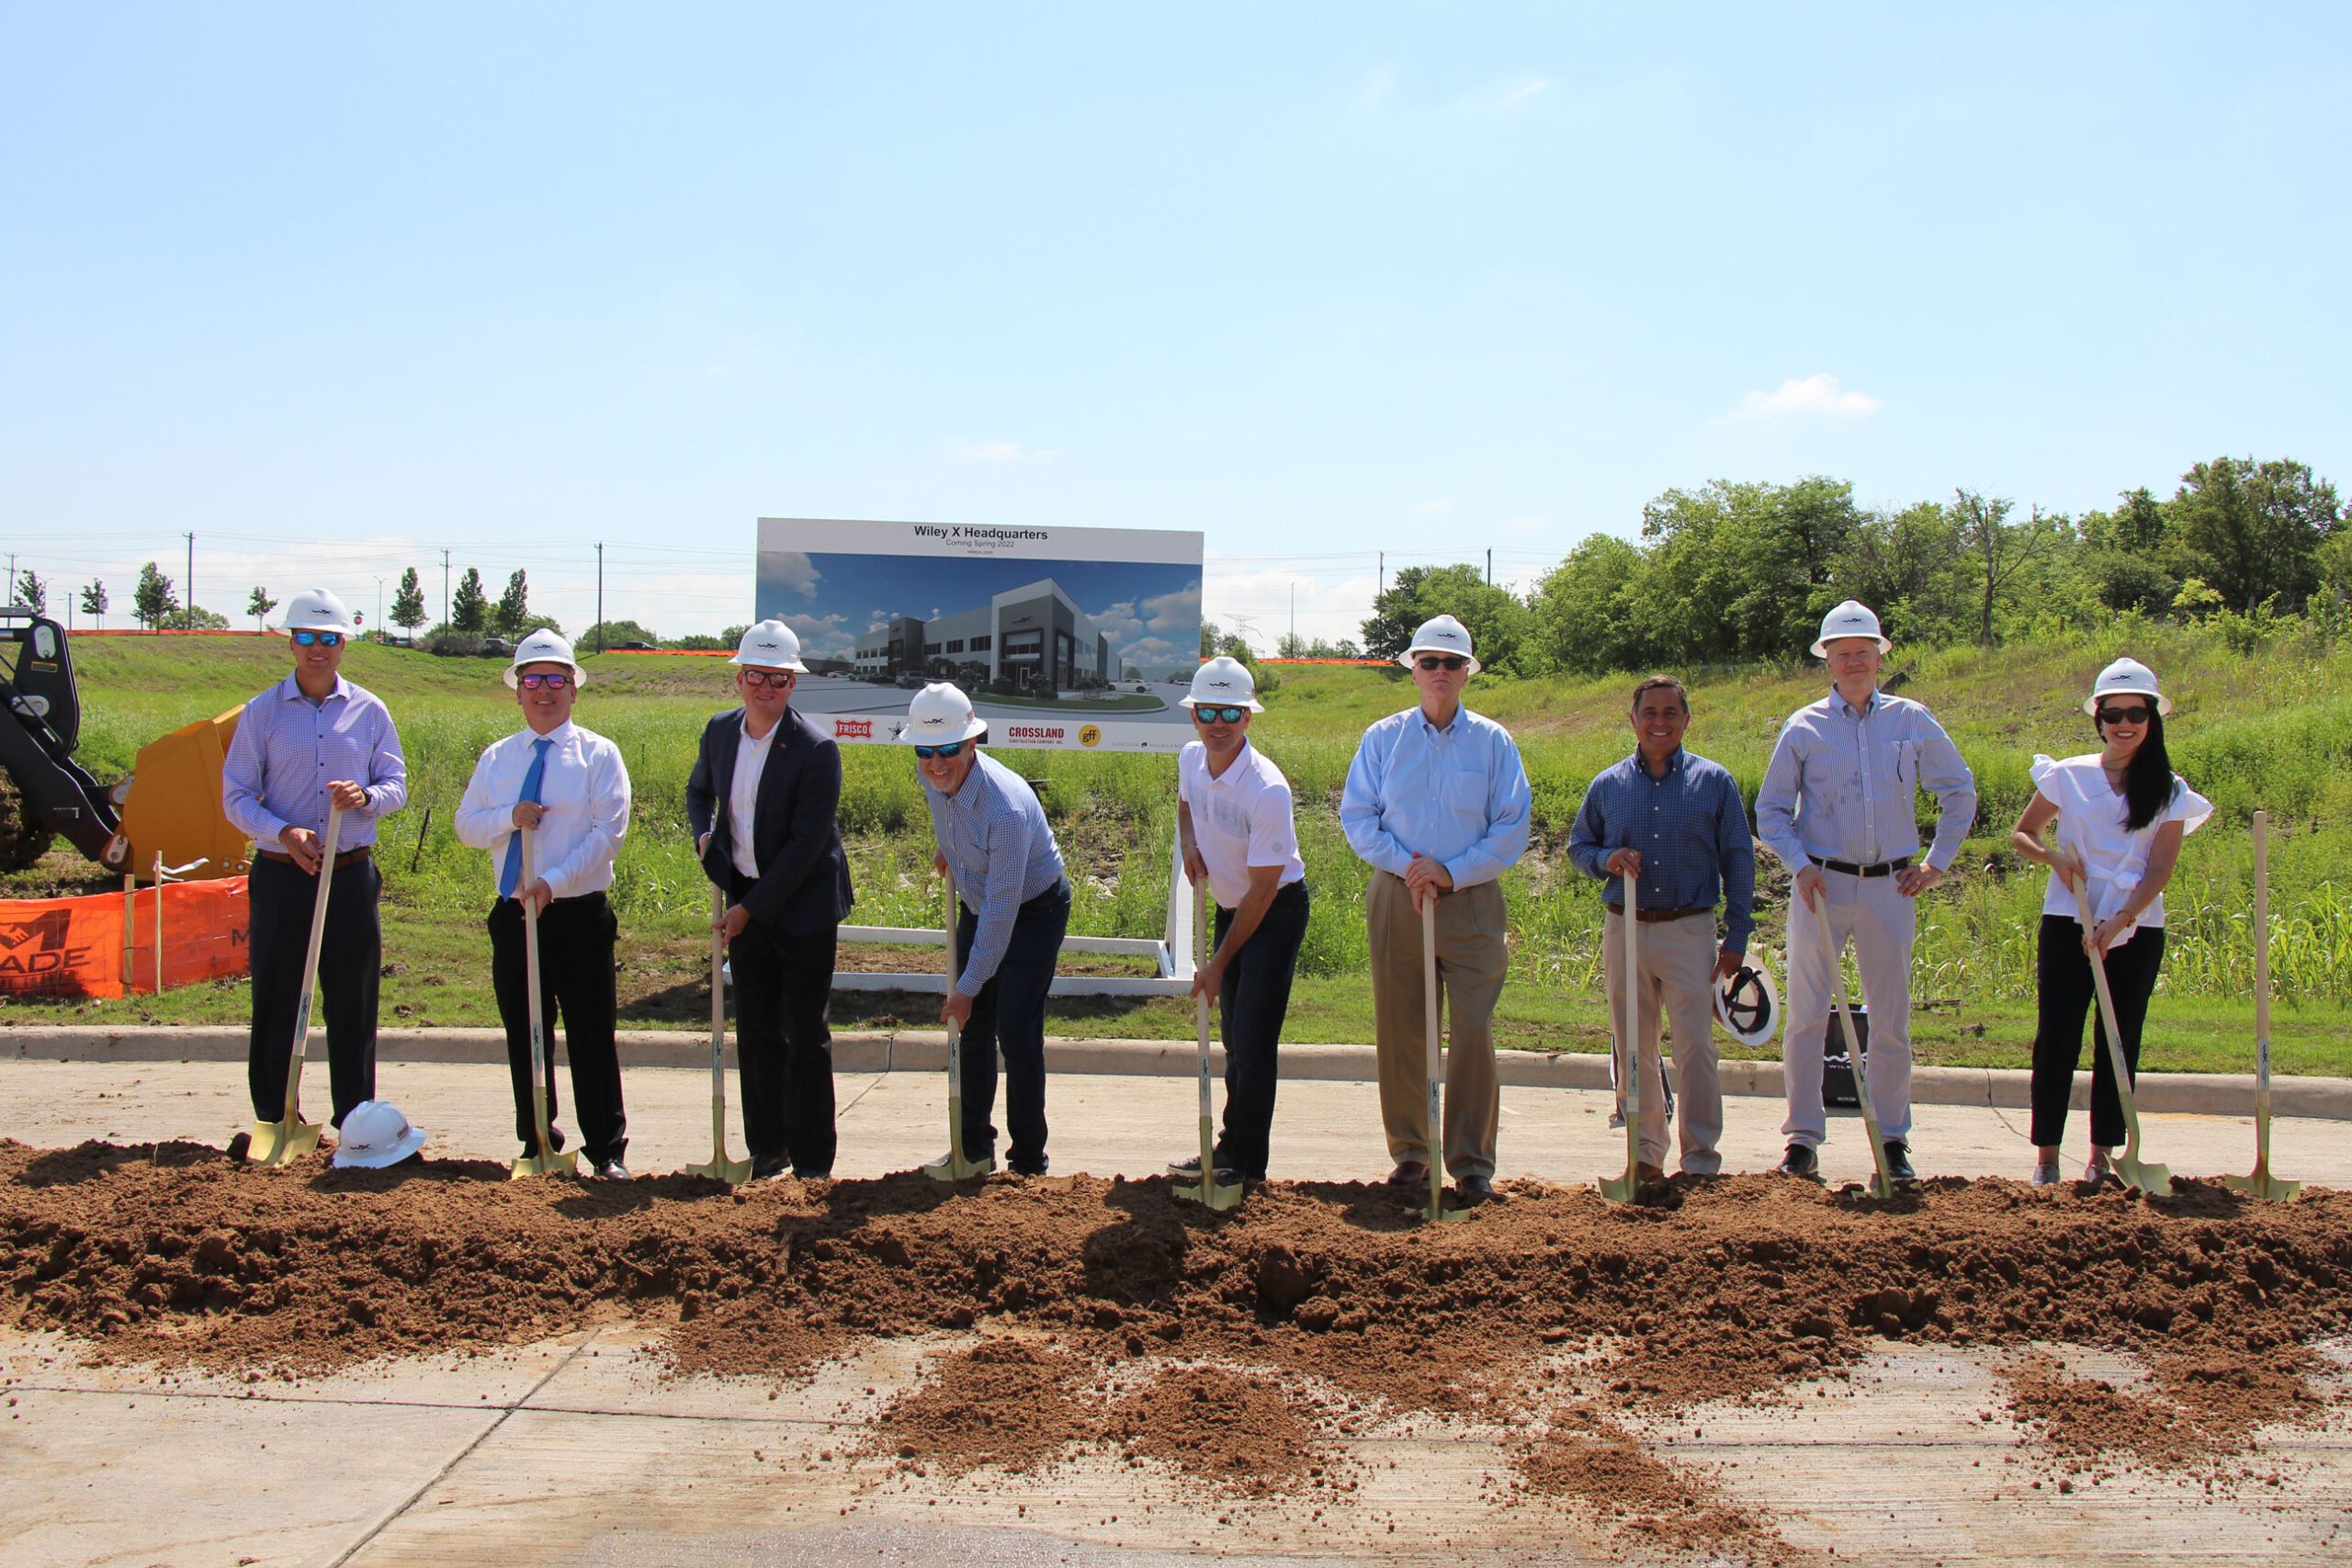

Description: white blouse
[2030,752,2213,945]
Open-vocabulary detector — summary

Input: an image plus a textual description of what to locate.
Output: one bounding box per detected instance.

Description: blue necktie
[499,738,554,898]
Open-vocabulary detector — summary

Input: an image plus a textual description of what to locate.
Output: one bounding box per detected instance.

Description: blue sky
[5,4,2346,647]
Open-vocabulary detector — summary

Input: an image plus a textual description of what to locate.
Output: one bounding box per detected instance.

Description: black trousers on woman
[1211,880,1311,1180]
[2029,913,2167,1150]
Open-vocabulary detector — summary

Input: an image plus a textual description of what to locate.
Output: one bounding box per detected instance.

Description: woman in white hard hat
[220,589,408,1144]
[455,630,635,1179]
[2010,658,2211,1186]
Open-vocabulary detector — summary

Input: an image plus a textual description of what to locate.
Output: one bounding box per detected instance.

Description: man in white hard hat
[1167,656,1309,1186]
[1566,673,1756,1179]
[1756,599,1977,1184]
[906,682,1069,1177]
[1340,614,1531,1200]
[222,589,408,1142]
[685,620,854,1180]
[456,630,635,1179]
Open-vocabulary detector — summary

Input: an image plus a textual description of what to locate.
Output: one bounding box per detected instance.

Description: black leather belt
[1609,904,1711,923]
[1809,854,1912,878]
[255,845,372,868]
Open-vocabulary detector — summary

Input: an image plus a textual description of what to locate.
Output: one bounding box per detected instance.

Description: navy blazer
[684,705,854,935]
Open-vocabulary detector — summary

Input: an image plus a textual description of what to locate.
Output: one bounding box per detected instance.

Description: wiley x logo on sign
[0,908,88,982]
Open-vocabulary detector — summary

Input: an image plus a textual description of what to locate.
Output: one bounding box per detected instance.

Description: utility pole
[375,576,385,645]
[441,548,451,630]
[6,552,15,608]
[1289,582,1295,650]
[1377,551,1384,598]
[1486,547,1492,585]
[185,532,195,630]
[595,542,605,652]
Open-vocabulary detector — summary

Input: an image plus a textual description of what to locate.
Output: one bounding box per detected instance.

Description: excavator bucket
[115,710,248,882]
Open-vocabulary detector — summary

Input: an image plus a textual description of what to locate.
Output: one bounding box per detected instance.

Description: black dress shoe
[794,1168,833,1181]
[1883,1141,1918,1183]
[1386,1160,1430,1187]
[1777,1143,1822,1181]
[749,1156,789,1181]
[1455,1174,1496,1201]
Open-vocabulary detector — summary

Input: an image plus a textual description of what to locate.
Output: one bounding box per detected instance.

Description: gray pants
[1601,909,1724,1174]
[1781,870,1916,1148]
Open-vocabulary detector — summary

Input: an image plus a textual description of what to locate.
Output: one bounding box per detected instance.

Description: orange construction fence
[0,878,251,1000]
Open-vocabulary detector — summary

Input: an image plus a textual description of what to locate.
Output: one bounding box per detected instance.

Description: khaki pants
[1366,871,1508,1179]
[1601,909,1724,1174]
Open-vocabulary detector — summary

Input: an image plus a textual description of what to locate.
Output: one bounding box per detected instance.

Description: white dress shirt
[453,719,631,899]
[2030,752,2213,945]
[728,715,778,880]
[1178,739,1306,908]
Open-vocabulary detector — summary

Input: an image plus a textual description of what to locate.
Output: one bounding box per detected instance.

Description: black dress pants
[490,892,627,1165]
[1212,881,1310,1180]
[246,852,380,1128]
[954,881,1069,1174]
[2030,913,2167,1149]
[727,896,840,1176]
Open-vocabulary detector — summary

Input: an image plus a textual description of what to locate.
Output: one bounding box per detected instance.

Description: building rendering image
[853,578,1114,694]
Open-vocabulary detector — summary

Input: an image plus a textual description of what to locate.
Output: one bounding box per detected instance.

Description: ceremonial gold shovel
[246,805,341,1166]
[2068,863,2168,1197]
[923,871,992,1181]
[1599,870,1644,1202]
[2224,811,2299,1202]
[1419,895,1471,1224]
[1172,878,1244,1211]
[510,829,580,1179]
[683,886,753,1186]
[1816,893,1899,1199]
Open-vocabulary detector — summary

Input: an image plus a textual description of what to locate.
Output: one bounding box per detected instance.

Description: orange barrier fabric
[0,878,251,1000]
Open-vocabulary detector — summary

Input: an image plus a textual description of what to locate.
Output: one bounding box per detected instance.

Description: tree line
[1354,453,2344,676]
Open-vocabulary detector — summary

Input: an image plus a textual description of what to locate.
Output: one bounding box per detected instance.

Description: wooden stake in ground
[1173,875,1242,1210]
[2225,809,2300,1201]
[1599,870,1642,1202]
[1815,893,1898,1198]
[683,885,752,1186]
[1420,894,1469,1223]
[245,804,341,1167]
[2067,867,2168,1197]
[509,829,578,1179]
[923,869,990,1181]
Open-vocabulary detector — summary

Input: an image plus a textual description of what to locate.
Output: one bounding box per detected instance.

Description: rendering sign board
[754,517,1206,752]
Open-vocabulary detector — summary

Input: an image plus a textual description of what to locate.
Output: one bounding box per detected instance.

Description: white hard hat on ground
[1809,599,1892,658]
[2084,657,2171,717]
[729,619,808,671]
[1180,656,1264,713]
[503,627,588,689]
[901,682,989,745]
[1398,614,1481,674]
[277,589,358,637]
[1714,961,1781,1049]
[332,1100,427,1168]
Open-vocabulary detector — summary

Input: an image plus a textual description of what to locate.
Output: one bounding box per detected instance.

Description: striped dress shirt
[220,674,407,849]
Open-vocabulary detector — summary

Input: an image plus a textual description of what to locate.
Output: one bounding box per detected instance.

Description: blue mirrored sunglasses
[913,740,967,760]
[1192,705,1249,725]
[291,630,343,648]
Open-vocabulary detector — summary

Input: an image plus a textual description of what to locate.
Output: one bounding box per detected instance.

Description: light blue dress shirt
[1755,686,1978,873]
[1340,704,1532,888]
[924,750,1067,996]
[220,674,407,850]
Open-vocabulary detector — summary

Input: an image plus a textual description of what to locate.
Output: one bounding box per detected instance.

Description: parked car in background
[614,639,658,650]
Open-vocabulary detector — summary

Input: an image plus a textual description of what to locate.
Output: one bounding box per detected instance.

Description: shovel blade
[2112,1156,2170,1197]
[246,1117,321,1168]
[1597,1169,1637,1203]
[509,1150,580,1180]
[922,1152,991,1182]
[684,1156,754,1186]
[1173,1176,1246,1211]
[2222,1171,2301,1201]
[1424,1198,1474,1224]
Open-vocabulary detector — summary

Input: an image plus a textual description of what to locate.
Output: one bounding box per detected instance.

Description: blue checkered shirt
[924,750,1066,996]
[1566,747,1756,958]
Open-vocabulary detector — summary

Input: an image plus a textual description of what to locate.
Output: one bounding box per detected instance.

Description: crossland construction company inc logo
[1007,724,1066,745]
[1079,725,1102,748]
[833,718,874,741]
[0,908,86,987]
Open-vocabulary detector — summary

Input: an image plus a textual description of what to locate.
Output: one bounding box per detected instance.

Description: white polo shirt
[1178,739,1306,909]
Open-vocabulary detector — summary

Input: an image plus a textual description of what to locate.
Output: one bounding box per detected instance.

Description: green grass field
[9,620,2352,1076]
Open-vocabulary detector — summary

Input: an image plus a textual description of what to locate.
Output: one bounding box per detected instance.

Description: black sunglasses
[913,740,967,760]
[1416,654,1467,671]
[291,630,343,648]
[739,669,794,689]
[1192,705,1249,725]
[2096,704,2153,725]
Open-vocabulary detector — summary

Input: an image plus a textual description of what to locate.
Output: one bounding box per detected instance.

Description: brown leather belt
[254,845,372,868]
[1611,904,1711,924]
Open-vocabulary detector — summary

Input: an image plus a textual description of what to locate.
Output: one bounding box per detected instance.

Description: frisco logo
[1008,725,1065,741]
[835,719,873,740]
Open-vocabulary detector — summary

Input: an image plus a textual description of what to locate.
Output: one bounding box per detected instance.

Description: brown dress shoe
[1386,1160,1430,1186]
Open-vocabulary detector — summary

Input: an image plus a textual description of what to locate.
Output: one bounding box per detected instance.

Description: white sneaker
[2030,1161,2062,1187]
[2082,1157,2115,1186]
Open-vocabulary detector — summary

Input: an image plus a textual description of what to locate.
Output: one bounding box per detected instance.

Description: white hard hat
[1398,614,1481,674]
[900,682,988,746]
[277,589,357,637]
[331,1100,426,1169]
[2084,657,2171,717]
[1180,656,1264,713]
[503,627,587,690]
[1714,961,1781,1049]
[1809,599,1891,658]
[729,619,808,671]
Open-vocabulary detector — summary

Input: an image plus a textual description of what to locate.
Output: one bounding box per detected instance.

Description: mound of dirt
[5,1142,2350,1560]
